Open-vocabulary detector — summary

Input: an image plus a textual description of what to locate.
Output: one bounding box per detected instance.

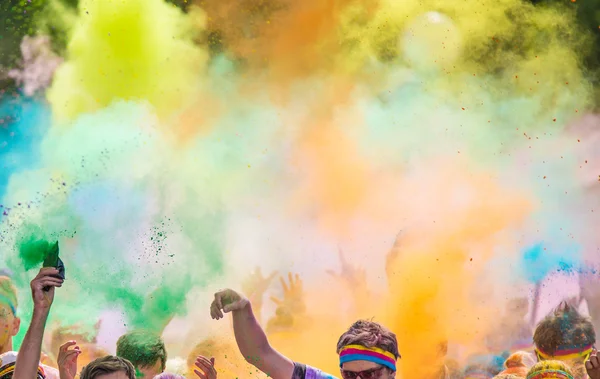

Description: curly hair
[533,302,596,356]
[80,356,136,379]
[335,320,400,359]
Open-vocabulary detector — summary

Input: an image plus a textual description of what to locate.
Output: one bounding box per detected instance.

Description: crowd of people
[1,266,600,379]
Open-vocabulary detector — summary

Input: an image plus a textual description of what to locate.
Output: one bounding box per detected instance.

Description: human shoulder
[292,362,338,379]
[42,364,60,379]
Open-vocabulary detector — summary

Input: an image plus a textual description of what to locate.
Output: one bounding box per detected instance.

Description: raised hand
[386,231,403,264]
[210,289,249,320]
[386,231,404,282]
[270,273,305,314]
[57,341,81,379]
[31,268,64,312]
[194,356,217,379]
[326,248,367,289]
[242,267,277,303]
[586,349,600,379]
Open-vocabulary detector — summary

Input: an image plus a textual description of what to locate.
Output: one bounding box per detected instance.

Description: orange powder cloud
[384,160,532,378]
[288,82,372,233]
[199,0,378,81]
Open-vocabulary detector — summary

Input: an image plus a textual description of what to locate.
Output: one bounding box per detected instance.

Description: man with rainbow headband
[533,303,596,379]
[210,289,400,379]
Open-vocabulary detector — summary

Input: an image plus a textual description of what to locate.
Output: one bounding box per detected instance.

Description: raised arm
[13,268,64,379]
[210,289,294,379]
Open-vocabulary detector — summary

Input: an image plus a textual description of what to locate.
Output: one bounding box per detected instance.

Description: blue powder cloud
[0,97,50,201]
[520,241,581,283]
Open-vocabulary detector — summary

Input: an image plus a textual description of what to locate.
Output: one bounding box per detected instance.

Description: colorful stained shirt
[0,351,57,379]
[292,363,338,379]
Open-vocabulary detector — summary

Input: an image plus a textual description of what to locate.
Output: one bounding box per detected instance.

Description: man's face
[137,360,163,379]
[0,303,19,350]
[341,361,395,379]
[96,370,131,379]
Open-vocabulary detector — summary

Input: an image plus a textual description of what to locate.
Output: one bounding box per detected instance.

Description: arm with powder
[210,289,294,379]
[13,268,64,379]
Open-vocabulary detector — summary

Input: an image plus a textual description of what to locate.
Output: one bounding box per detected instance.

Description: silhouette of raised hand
[326,248,367,289]
[242,267,277,305]
[270,273,306,315]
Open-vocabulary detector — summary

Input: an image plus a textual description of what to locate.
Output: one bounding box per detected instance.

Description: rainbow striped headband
[339,345,397,372]
[526,369,574,379]
[0,294,15,316]
[535,344,594,361]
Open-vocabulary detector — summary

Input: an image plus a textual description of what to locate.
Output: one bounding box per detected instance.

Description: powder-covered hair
[335,320,400,359]
[533,302,596,355]
[500,351,535,377]
[117,330,167,371]
[0,276,18,311]
[493,375,522,379]
[80,356,136,379]
[526,360,574,379]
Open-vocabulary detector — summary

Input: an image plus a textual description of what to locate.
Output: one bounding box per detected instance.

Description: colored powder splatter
[521,243,580,283]
[384,163,532,379]
[0,98,50,201]
[0,0,597,372]
[17,235,53,271]
[47,0,207,122]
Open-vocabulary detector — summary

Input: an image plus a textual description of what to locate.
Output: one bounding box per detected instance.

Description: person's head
[525,360,574,379]
[0,277,19,353]
[463,364,496,379]
[116,331,166,379]
[493,375,522,379]
[336,320,400,379]
[500,351,535,377]
[80,356,136,379]
[533,302,595,367]
[463,354,506,379]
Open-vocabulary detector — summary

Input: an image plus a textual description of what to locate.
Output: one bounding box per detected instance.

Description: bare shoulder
[42,364,60,379]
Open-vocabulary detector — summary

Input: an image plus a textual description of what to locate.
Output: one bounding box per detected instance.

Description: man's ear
[11,317,20,336]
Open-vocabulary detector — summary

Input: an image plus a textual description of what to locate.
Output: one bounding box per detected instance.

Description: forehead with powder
[0,277,18,312]
[0,303,14,321]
